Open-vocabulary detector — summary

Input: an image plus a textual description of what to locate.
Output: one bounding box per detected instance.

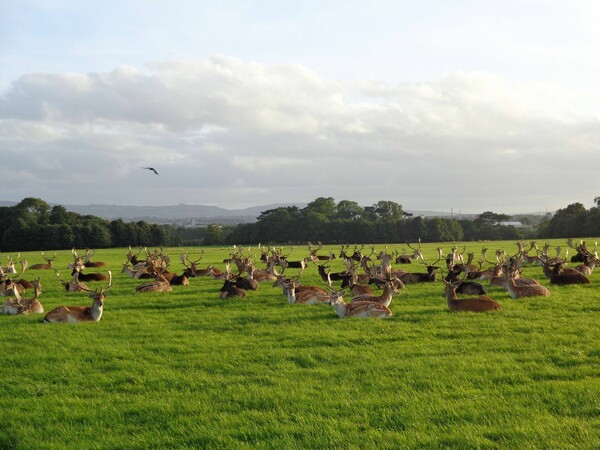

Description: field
[1,240,599,449]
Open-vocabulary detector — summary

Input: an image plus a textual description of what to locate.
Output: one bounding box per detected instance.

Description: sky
[1,0,600,214]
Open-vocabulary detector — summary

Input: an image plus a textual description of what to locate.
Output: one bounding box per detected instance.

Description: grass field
[1,240,599,449]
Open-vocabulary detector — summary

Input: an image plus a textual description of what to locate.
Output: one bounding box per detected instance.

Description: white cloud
[1,57,599,212]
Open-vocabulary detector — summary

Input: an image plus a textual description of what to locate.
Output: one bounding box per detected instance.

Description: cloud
[1,56,599,212]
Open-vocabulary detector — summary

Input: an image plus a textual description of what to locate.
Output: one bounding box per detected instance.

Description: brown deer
[541,260,591,285]
[81,248,106,268]
[71,261,110,282]
[2,277,44,315]
[1,253,20,273]
[135,272,173,293]
[44,271,112,323]
[443,279,501,312]
[0,259,29,295]
[574,253,600,275]
[55,271,90,292]
[327,289,393,318]
[219,266,247,299]
[29,252,56,270]
[398,249,440,284]
[504,268,550,299]
[307,242,336,263]
[279,278,330,305]
[443,269,487,296]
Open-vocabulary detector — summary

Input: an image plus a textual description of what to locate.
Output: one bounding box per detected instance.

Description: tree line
[1,197,598,251]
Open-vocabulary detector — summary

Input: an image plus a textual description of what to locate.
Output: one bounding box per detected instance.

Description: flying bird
[142,167,159,175]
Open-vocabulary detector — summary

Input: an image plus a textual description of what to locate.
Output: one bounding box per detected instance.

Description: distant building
[499,221,525,228]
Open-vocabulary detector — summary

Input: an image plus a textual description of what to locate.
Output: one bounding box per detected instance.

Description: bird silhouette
[142,167,159,175]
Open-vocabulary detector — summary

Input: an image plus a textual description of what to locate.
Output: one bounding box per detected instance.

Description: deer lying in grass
[307,242,336,263]
[398,250,440,284]
[443,279,501,312]
[539,257,591,285]
[279,278,330,305]
[71,261,110,282]
[44,272,112,323]
[443,269,487,296]
[349,267,400,306]
[2,278,44,315]
[29,252,56,270]
[504,268,550,299]
[328,289,393,318]
[56,271,90,292]
[1,253,20,273]
[0,260,29,296]
[135,272,173,293]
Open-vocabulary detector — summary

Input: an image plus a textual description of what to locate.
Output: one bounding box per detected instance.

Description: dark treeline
[1,197,599,251]
[0,198,181,251]
[227,197,600,245]
[226,197,521,244]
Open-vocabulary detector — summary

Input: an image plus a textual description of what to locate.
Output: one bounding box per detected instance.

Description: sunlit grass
[1,240,599,448]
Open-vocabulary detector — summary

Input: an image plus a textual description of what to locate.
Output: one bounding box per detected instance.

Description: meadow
[0,240,599,449]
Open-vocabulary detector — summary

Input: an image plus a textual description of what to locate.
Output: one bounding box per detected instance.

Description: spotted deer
[327,289,393,318]
[2,278,44,315]
[44,271,112,323]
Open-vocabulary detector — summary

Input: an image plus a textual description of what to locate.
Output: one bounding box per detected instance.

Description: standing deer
[44,272,112,323]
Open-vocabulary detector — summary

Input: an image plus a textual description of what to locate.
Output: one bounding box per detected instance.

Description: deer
[71,261,110,282]
[1,253,20,273]
[540,259,591,285]
[574,252,600,275]
[2,277,44,315]
[0,259,29,296]
[43,271,112,323]
[442,279,501,312]
[397,249,440,284]
[81,248,106,268]
[443,269,487,296]
[467,248,504,282]
[565,238,597,263]
[55,271,90,292]
[279,278,330,305]
[135,272,173,293]
[28,252,56,270]
[339,244,365,262]
[126,246,147,267]
[307,242,336,263]
[219,265,247,299]
[121,262,153,279]
[327,289,393,318]
[317,263,348,284]
[349,273,399,307]
[503,268,550,299]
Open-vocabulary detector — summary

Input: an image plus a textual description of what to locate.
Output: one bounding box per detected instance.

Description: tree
[305,197,336,218]
[203,224,223,245]
[373,200,403,220]
[475,211,511,226]
[15,197,51,225]
[336,200,364,220]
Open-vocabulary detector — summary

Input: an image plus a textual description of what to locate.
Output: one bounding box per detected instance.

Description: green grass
[1,240,599,449]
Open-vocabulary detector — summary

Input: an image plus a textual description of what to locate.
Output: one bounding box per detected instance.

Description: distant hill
[0,201,307,223]
[0,200,549,224]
